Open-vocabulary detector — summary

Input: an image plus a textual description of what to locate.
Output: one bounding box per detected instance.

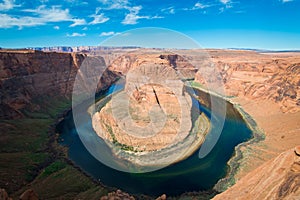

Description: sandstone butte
[0,49,299,199]
[91,56,210,168]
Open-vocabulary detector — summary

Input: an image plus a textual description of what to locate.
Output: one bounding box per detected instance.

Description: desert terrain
[0,48,299,199]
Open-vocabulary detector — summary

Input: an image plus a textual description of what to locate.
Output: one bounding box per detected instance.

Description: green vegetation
[168,114,179,123]
[0,118,52,152]
[41,160,66,177]
[103,123,137,152]
[104,123,117,143]
[1,96,110,199]
[12,164,109,200]
[187,81,205,89]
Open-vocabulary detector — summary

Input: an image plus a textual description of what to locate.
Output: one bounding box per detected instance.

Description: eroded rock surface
[100,189,135,200]
[213,146,300,200]
[195,50,300,113]
[19,189,39,200]
[0,50,118,119]
[92,60,210,168]
[0,188,12,200]
[94,63,193,151]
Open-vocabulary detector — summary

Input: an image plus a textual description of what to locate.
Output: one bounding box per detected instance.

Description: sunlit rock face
[195,50,300,113]
[213,146,300,200]
[92,61,210,170]
[94,63,192,152]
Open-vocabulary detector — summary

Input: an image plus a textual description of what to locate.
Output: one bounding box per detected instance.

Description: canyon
[92,56,210,170]
[0,48,299,199]
[0,49,117,119]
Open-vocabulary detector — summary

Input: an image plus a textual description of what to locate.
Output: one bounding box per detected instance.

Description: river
[57,83,252,196]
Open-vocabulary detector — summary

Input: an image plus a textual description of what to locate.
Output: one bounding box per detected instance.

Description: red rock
[100,190,135,200]
[295,146,300,156]
[19,189,38,200]
[156,194,167,200]
[0,188,12,200]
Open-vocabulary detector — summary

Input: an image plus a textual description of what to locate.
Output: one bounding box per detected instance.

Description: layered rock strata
[92,61,210,168]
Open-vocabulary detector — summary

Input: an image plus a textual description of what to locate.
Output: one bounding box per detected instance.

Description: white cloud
[70,18,86,27]
[193,2,211,9]
[122,13,141,24]
[89,13,109,24]
[183,2,213,11]
[121,6,162,25]
[169,8,175,14]
[82,26,88,30]
[99,31,120,36]
[161,6,175,14]
[220,0,230,4]
[53,25,59,30]
[0,14,44,28]
[0,5,86,28]
[219,0,233,12]
[67,32,86,37]
[23,5,72,22]
[0,0,18,11]
[98,0,129,10]
[151,15,164,19]
[122,6,142,25]
[97,0,163,25]
[282,0,293,2]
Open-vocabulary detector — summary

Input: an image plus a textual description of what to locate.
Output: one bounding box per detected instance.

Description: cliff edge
[213,146,300,200]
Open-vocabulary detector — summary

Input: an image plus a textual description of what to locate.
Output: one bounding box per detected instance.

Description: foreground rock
[19,189,39,200]
[155,194,167,200]
[0,188,12,200]
[213,146,300,200]
[100,190,135,200]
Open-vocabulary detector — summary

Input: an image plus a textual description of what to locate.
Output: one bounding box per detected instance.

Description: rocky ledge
[213,146,300,199]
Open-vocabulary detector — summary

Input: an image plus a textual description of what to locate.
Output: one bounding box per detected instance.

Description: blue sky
[0,0,300,49]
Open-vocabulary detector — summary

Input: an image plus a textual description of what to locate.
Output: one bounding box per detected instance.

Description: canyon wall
[0,50,117,119]
[196,50,300,113]
[105,50,300,199]
[1,49,299,199]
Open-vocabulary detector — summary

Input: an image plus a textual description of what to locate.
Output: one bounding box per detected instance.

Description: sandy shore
[230,97,300,181]
[191,85,299,192]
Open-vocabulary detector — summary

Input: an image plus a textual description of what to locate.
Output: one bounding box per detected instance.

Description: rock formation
[19,189,39,200]
[1,48,299,199]
[92,53,210,169]
[110,63,192,150]
[0,188,12,200]
[195,50,300,113]
[108,51,197,79]
[155,194,167,200]
[213,146,300,200]
[102,49,300,197]
[0,50,118,119]
[100,189,135,200]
